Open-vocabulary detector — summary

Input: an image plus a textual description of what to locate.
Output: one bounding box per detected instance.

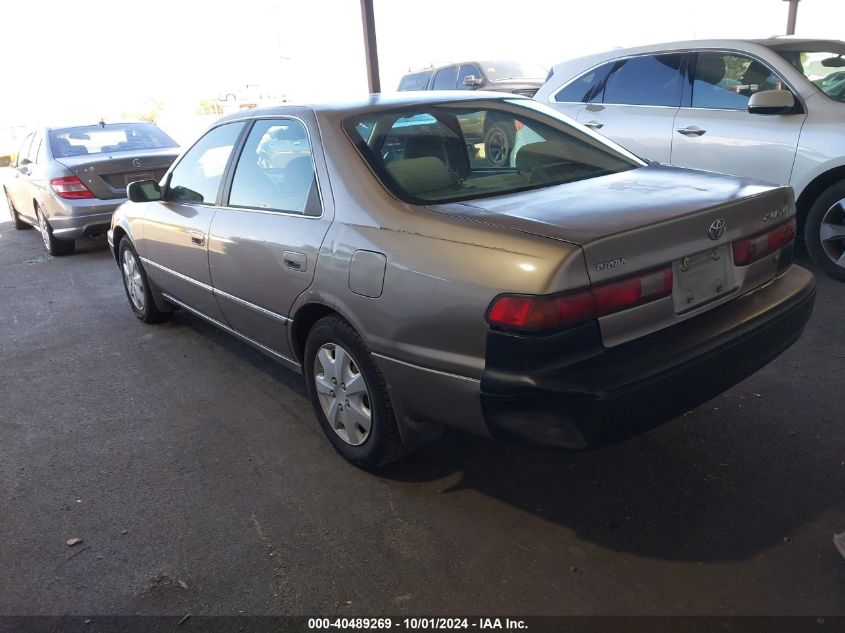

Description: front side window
[603,54,684,107]
[692,52,785,110]
[458,64,483,90]
[48,123,178,159]
[167,122,244,204]
[344,101,641,205]
[228,119,320,216]
[432,66,458,90]
[16,133,34,166]
[770,44,845,104]
[555,63,613,103]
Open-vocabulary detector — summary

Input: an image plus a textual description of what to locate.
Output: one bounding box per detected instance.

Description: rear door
[140,121,246,321]
[207,115,332,359]
[575,53,686,163]
[670,51,806,185]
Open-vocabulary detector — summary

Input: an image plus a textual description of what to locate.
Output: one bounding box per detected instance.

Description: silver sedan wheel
[820,199,845,270]
[313,343,372,446]
[122,249,146,312]
[37,209,50,250]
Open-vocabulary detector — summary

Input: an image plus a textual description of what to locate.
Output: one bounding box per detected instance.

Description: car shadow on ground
[127,237,844,565]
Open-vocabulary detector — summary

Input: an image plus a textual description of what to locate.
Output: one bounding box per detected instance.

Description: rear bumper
[45,195,121,240]
[481,265,816,449]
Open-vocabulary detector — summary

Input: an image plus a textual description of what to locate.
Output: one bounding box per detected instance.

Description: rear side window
[49,123,178,159]
[554,63,612,103]
[398,71,431,91]
[603,54,684,107]
[432,66,458,90]
[228,119,320,216]
[167,122,244,204]
[692,52,785,110]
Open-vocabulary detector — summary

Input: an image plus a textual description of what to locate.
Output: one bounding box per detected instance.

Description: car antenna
[99,118,105,128]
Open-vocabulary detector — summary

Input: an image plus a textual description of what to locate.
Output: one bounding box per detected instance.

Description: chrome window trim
[549,47,805,113]
[162,293,301,372]
[141,256,292,323]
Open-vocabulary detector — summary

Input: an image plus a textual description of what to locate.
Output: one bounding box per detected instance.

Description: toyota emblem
[708,219,726,241]
[132,158,142,168]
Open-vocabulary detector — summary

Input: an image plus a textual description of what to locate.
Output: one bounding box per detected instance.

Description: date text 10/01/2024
[307,618,529,630]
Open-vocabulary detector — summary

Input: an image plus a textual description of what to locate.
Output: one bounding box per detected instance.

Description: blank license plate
[673,245,735,313]
[124,172,153,185]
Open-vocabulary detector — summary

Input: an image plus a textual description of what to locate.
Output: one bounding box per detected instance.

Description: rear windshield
[769,44,845,104]
[343,100,641,205]
[48,123,178,158]
[398,71,431,91]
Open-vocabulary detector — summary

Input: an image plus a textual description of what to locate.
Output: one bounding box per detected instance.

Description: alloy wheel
[820,199,845,270]
[122,249,146,311]
[37,209,50,250]
[486,128,510,167]
[313,343,372,446]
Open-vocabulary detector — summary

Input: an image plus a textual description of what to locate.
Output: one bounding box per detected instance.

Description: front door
[208,117,332,359]
[575,53,686,163]
[140,121,245,322]
[671,51,806,185]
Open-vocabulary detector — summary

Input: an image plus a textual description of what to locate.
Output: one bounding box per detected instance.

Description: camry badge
[132,158,142,168]
[708,219,726,241]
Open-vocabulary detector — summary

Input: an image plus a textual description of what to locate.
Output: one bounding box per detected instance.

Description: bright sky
[0,0,842,134]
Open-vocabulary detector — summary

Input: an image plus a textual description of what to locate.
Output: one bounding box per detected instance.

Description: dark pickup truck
[397,61,546,167]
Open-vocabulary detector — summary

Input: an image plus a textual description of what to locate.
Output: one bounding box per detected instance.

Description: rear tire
[36,205,75,255]
[4,187,30,230]
[118,237,171,324]
[805,180,845,282]
[304,315,407,469]
[484,120,514,168]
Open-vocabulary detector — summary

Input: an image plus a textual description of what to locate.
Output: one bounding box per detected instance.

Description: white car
[537,38,845,280]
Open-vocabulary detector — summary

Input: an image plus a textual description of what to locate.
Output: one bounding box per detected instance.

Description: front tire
[36,205,75,256]
[4,187,30,230]
[118,237,171,323]
[304,315,407,469]
[805,180,845,282]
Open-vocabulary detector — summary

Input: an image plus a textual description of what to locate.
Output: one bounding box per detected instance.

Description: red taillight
[486,266,673,332]
[50,176,95,199]
[732,218,796,266]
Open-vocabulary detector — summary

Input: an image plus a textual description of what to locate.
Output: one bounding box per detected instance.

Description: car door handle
[677,126,706,137]
[283,250,306,271]
[584,120,604,130]
[190,230,205,246]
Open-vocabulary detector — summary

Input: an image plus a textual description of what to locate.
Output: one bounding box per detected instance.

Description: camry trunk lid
[56,148,179,200]
[430,164,796,346]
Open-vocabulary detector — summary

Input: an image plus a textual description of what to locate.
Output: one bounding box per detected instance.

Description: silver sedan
[4,122,179,255]
[108,93,815,469]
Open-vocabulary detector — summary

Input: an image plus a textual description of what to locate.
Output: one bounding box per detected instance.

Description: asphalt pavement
[1,198,844,616]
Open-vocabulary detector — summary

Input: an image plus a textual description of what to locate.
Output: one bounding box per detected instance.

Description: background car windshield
[771,45,845,103]
[344,102,640,205]
[48,123,178,158]
[481,61,546,80]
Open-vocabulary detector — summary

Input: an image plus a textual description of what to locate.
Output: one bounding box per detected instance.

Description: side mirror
[748,90,795,115]
[19,157,32,166]
[127,179,162,202]
[463,74,483,88]
[0,155,11,167]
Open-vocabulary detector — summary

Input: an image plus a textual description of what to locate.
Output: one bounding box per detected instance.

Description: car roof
[550,37,845,73]
[42,121,153,133]
[215,91,529,122]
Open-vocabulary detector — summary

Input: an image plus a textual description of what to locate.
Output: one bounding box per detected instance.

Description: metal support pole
[783,0,800,35]
[359,0,381,93]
